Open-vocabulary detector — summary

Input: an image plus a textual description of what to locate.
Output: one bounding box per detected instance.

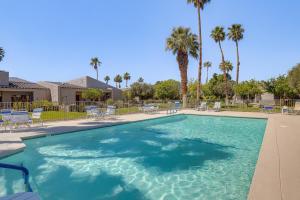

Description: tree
[82,88,103,101]
[130,82,155,100]
[211,26,228,103]
[263,75,297,99]
[187,0,211,103]
[234,80,262,105]
[90,57,101,80]
[114,74,122,88]
[104,76,110,84]
[0,47,4,62]
[204,61,212,83]
[123,72,131,87]
[154,79,180,100]
[138,77,144,83]
[228,24,245,84]
[288,63,300,94]
[207,73,235,100]
[166,27,199,108]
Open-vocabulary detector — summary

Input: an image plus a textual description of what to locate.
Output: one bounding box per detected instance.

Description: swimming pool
[0,114,267,200]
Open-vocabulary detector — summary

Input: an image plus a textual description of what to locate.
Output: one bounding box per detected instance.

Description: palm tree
[166,27,199,108]
[187,0,211,103]
[219,60,233,101]
[228,24,244,84]
[219,60,233,75]
[138,77,144,83]
[211,26,229,103]
[0,47,5,63]
[204,61,212,83]
[104,76,110,84]
[123,72,131,87]
[114,74,122,88]
[90,57,101,80]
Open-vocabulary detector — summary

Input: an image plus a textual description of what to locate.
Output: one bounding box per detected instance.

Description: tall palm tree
[114,74,122,88]
[104,75,110,84]
[211,26,229,103]
[0,47,5,63]
[204,61,212,83]
[228,24,244,84]
[90,57,101,80]
[123,72,131,87]
[166,27,199,108]
[187,0,211,103]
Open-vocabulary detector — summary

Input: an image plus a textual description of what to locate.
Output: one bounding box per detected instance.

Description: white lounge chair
[0,109,12,131]
[9,111,33,130]
[32,108,43,126]
[293,101,300,115]
[167,101,181,114]
[104,106,116,118]
[86,106,103,119]
[143,104,159,114]
[197,102,207,111]
[213,102,221,112]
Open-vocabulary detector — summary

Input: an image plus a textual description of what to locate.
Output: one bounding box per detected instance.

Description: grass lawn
[40,111,87,121]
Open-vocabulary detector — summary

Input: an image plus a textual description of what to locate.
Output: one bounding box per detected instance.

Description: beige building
[0,71,50,103]
[0,71,123,105]
[68,76,123,101]
[38,81,84,104]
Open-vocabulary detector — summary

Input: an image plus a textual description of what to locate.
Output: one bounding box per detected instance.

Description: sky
[0,0,300,85]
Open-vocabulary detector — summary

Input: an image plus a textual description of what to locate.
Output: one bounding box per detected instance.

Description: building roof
[68,76,121,91]
[46,82,84,89]
[0,77,46,90]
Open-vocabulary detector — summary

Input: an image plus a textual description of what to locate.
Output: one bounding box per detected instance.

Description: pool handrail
[0,163,33,192]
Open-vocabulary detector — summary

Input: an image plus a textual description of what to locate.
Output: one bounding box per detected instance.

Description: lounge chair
[213,102,221,112]
[174,101,181,112]
[142,104,159,114]
[104,106,116,118]
[9,111,33,130]
[86,106,103,119]
[32,108,43,126]
[0,109,12,131]
[262,105,274,113]
[293,101,300,115]
[197,102,207,111]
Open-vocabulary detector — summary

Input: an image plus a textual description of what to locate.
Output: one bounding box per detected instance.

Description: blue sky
[0,0,299,85]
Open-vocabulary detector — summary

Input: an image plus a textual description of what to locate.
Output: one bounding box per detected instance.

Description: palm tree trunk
[235,41,240,84]
[115,82,117,88]
[96,68,99,80]
[196,6,202,104]
[218,41,229,105]
[126,80,128,88]
[177,51,189,108]
[206,67,209,83]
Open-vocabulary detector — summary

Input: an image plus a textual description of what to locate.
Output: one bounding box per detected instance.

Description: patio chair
[9,111,33,130]
[104,106,116,118]
[86,106,103,119]
[293,101,300,115]
[0,109,12,131]
[32,108,43,126]
[174,101,181,112]
[213,102,221,112]
[197,102,207,111]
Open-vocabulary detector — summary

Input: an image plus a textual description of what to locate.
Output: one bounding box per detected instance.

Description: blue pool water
[0,115,267,200]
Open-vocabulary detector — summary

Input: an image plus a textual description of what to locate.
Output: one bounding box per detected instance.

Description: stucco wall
[0,89,50,102]
[38,82,60,103]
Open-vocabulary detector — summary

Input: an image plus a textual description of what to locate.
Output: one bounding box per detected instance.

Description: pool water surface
[0,114,267,200]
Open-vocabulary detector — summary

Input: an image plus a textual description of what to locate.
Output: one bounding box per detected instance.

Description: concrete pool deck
[0,110,299,200]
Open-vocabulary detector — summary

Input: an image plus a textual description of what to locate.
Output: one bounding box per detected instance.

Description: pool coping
[1,110,300,199]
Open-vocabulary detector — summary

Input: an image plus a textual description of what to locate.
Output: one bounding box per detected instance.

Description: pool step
[0,192,40,200]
